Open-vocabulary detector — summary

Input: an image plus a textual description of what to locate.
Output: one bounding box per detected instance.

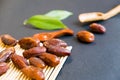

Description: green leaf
[24,15,67,30]
[45,10,73,20]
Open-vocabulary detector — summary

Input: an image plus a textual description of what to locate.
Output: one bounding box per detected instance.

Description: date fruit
[89,23,106,33]
[0,47,15,62]
[43,38,68,48]
[1,34,17,46]
[76,30,95,43]
[23,46,46,59]
[11,54,29,69]
[21,66,45,80]
[18,37,40,49]
[43,38,70,56]
[0,62,9,76]
[47,46,71,56]
[39,53,60,67]
[29,57,46,69]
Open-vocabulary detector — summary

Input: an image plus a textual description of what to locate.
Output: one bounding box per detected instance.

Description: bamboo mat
[0,40,72,80]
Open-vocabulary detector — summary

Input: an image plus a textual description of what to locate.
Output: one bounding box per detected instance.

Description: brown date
[23,46,46,59]
[10,54,29,69]
[43,38,68,48]
[89,23,106,33]
[0,62,9,76]
[1,34,17,46]
[18,37,40,49]
[0,47,15,62]
[29,57,46,69]
[21,66,45,80]
[47,46,71,56]
[39,53,60,67]
[43,38,70,56]
[76,30,95,43]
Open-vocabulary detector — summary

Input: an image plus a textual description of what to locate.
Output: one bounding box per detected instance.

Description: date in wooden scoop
[33,28,74,42]
[79,5,120,23]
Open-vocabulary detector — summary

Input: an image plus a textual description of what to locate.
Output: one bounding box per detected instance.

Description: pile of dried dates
[76,23,106,43]
[0,22,106,80]
[0,34,72,80]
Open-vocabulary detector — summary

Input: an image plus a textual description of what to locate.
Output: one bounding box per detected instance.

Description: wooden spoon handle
[103,5,120,20]
[50,28,74,38]
[79,12,104,23]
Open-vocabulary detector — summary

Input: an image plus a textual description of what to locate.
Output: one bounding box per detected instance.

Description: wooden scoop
[33,28,74,41]
[79,5,120,23]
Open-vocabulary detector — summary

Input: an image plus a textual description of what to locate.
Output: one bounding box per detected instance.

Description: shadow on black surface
[74,20,104,27]
[24,24,41,30]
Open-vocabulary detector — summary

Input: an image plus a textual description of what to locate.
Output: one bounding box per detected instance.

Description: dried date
[11,54,29,69]
[23,46,46,59]
[21,66,45,80]
[18,37,40,49]
[1,34,17,46]
[0,62,9,76]
[0,47,15,62]
[89,23,106,33]
[43,38,70,56]
[43,38,68,48]
[29,57,46,69]
[76,30,95,43]
[47,46,71,56]
[39,53,60,67]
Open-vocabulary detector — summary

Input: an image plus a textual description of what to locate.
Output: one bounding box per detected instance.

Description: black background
[0,0,120,80]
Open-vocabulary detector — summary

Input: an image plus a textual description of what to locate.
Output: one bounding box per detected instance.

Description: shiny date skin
[10,54,29,69]
[0,62,9,76]
[43,38,70,56]
[43,38,68,48]
[1,34,17,46]
[23,46,46,59]
[39,53,60,67]
[11,54,45,80]
[29,57,46,69]
[21,66,45,80]
[76,30,95,43]
[89,23,106,33]
[18,37,40,50]
[47,46,71,56]
[0,47,15,62]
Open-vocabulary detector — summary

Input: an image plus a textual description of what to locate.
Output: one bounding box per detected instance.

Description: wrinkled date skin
[1,34,17,46]
[29,57,46,69]
[0,47,15,62]
[76,30,95,43]
[18,37,40,50]
[43,38,70,56]
[0,62,9,76]
[21,66,45,80]
[43,38,68,48]
[47,46,71,56]
[90,23,106,33]
[11,54,29,69]
[39,53,60,67]
[23,46,46,59]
